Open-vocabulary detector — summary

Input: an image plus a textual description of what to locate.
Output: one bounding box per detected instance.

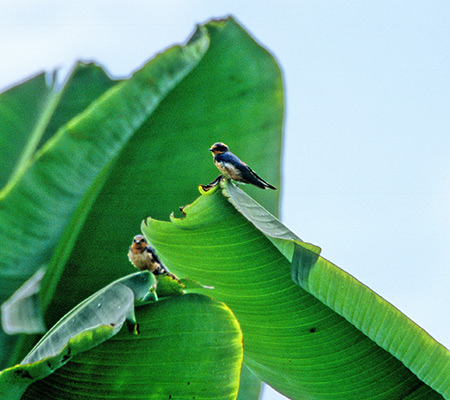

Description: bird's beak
[208,148,213,151]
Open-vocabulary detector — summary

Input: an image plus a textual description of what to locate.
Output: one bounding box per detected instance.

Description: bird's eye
[133,235,146,244]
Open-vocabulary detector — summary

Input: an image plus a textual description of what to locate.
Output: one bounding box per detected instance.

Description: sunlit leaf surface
[143,182,449,400]
[0,271,154,400]
[22,294,243,400]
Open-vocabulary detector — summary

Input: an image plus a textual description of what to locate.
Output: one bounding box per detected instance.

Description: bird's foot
[200,175,224,192]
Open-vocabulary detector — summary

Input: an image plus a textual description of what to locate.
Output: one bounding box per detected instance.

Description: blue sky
[1,2,450,399]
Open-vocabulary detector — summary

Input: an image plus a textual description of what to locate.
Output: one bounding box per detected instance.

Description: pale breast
[128,250,158,272]
[215,160,244,182]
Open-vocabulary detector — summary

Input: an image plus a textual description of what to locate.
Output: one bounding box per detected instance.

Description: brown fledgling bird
[128,235,177,279]
[209,142,277,190]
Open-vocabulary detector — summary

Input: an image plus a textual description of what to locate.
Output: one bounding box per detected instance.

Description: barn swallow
[128,235,178,280]
[209,142,277,190]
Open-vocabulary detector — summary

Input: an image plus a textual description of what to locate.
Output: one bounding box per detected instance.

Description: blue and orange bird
[128,235,178,280]
[209,142,277,190]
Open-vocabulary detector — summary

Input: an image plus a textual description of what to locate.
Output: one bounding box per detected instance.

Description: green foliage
[1,292,242,400]
[0,16,277,399]
[0,15,448,400]
[1,325,118,400]
[143,181,449,399]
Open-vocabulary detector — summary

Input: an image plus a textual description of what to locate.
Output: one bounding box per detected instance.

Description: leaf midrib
[5,78,62,193]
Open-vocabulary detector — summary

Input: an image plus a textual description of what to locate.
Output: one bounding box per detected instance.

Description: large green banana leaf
[142,180,450,400]
[0,271,154,399]
[22,294,243,400]
[0,63,115,192]
[0,272,243,400]
[0,72,57,188]
[0,16,282,382]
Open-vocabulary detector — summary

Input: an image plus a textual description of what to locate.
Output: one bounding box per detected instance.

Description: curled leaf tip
[126,320,140,335]
[1,267,47,334]
[171,203,193,221]
[169,211,185,223]
[199,175,223,195]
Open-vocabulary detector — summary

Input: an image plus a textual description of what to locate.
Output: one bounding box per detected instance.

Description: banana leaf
[142,180,450,400]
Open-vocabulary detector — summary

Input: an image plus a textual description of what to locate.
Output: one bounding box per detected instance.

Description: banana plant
[0,15,449,400]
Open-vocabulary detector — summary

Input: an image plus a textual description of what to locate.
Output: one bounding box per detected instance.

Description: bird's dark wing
[146,246,162,264]
[242,164,276,190]
[146,245,174,275]
[232,163,267,189]
[217,152,276,189]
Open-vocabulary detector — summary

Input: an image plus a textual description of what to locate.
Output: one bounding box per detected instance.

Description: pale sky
[1,2,450,399]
